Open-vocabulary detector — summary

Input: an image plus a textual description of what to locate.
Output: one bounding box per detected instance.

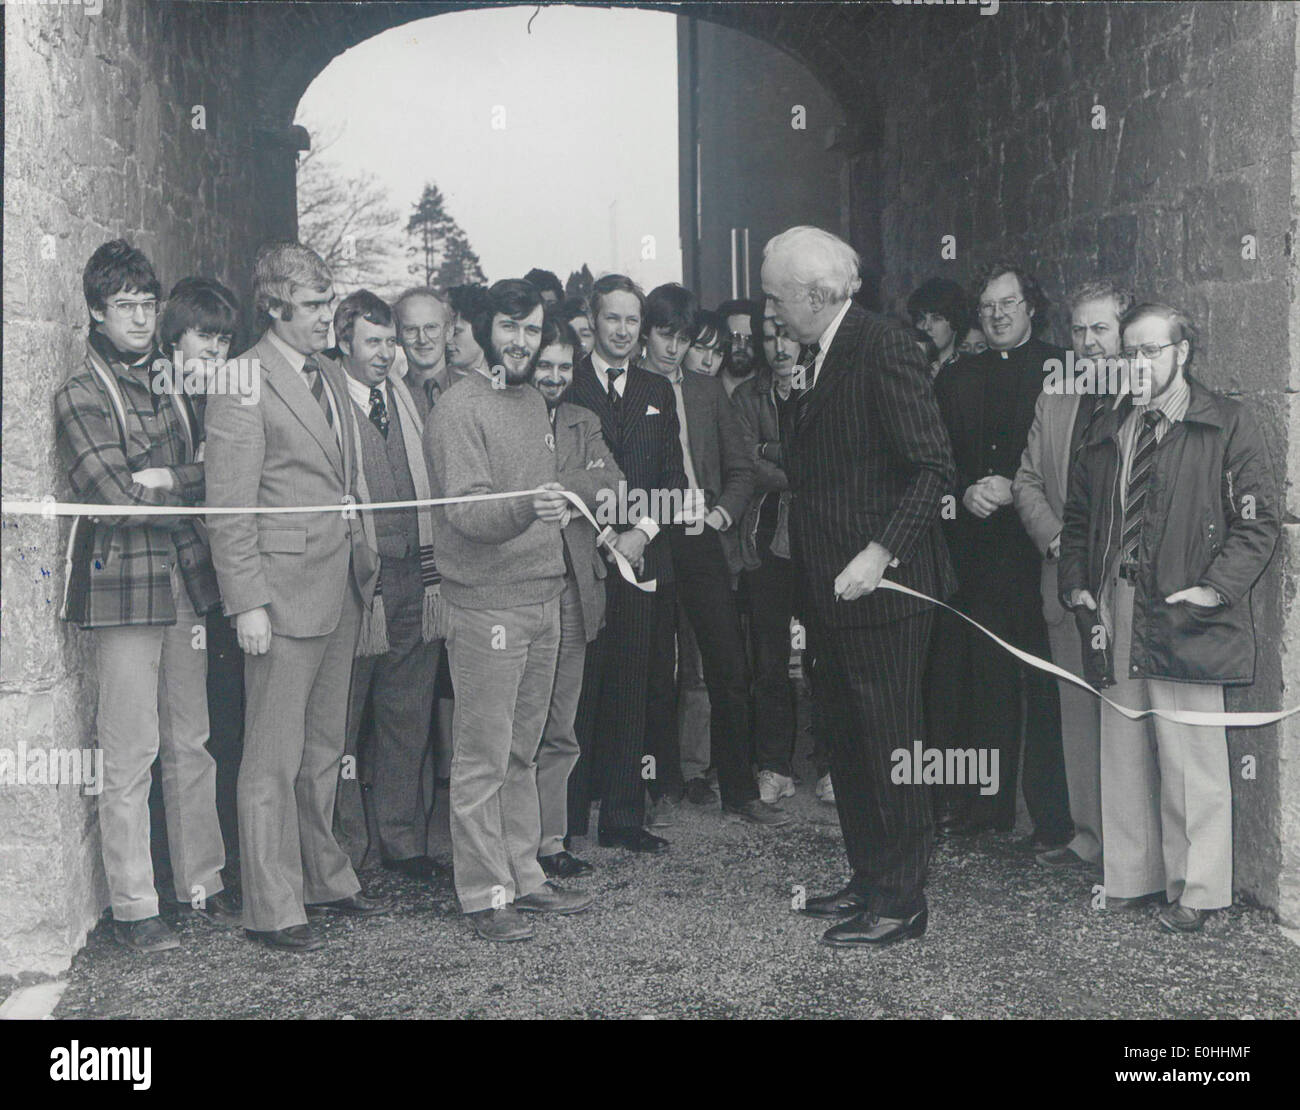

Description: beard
[489,339,538,385]
[723,353,752,378]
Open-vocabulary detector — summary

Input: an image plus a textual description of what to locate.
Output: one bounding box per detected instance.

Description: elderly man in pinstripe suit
[763,227,957,947]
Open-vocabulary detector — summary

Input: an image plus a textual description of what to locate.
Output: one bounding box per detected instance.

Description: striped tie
[303,357,334,430]
[1120,409,1162,566]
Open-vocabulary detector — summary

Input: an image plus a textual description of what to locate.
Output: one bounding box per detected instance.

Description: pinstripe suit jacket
[567,356,689,585]
[784,305,957,628]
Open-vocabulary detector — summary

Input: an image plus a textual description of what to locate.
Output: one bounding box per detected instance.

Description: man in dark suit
[640,285,785,827]
[931,262,1072,849]
[566,274,688,853]
[762,226,957,947]
[206,242,389,952]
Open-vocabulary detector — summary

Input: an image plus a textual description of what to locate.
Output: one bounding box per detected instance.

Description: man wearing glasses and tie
[205,242,388,952]
[1060,303,1278,934]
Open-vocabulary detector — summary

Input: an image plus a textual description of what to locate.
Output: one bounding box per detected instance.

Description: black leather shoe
[246,923,325,952]
[597,826,669,853]
[538,850,593,879]
[1022,830,1072,852]
[800,886,872,919]
[686,777,718,805]
[114,915,180,954]
[382,856,442,881]
[305,892,393,918]
[820,907,928,947]
[192,887,242,929]
[1157,904,1208,933]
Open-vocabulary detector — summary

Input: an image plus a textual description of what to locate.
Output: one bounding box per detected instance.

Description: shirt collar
[344,372,384,410]
[994,333,1033,359]
[815,299,852,358]
[267,328,309,375]
[1139,373,1191,425]
[592,351,630,393]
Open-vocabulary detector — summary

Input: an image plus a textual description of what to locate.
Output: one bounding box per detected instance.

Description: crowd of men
[53,225,1278,955]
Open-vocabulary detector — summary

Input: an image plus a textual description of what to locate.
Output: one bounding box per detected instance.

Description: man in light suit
[765,226,957,947]
[205,242,388,952]
[1013,280,1132,874]
[530,314,625,879]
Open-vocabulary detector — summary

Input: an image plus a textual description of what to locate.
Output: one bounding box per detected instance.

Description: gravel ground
[50,769,1300,1020]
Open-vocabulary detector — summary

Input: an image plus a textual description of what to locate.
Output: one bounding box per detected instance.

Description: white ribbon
[2,488,656,593]
[878,579,1298,729]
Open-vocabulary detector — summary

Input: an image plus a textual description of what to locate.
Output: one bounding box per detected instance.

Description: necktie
[797,342,821,391]
[369,385,389,438]
[424,379,437,411]
[1121,409,1162,566]
[303,357,335,430]
[606,365,624,409]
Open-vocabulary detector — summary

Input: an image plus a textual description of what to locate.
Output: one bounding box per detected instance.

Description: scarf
[349,373,444,656]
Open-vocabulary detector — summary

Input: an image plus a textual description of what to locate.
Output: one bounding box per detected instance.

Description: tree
[565,265,595,300]
[436,226,488,288]
[296,126,405,297]
[405,182,487,288]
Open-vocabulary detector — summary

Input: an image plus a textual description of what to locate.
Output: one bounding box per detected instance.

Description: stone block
[1134,206,1185,290]
[1112,88,1209,205]
[1201,278,1289,394]
[1185,177,1257,282]
[1210,29,1292,174]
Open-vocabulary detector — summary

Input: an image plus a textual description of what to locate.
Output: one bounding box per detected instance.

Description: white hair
[763,226,863,303]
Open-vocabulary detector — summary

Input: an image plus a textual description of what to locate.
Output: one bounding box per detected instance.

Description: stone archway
[4,0,1298,978]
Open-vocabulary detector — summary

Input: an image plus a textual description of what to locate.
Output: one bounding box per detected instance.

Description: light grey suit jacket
[553,400,624,642]
[1013,388,1084,623]
[205,331,378,638]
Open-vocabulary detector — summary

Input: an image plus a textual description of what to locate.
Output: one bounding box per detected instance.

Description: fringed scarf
[350,373,444,657]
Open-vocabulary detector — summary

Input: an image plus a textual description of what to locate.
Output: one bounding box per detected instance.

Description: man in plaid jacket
[54,240,237,954]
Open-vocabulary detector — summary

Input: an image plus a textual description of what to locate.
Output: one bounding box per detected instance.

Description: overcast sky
[296,3,682,292]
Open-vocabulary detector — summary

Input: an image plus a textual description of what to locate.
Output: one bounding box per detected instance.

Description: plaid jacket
[53,338,220,628]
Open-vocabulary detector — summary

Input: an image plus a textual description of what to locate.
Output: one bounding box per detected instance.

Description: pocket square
[646,404,660,416]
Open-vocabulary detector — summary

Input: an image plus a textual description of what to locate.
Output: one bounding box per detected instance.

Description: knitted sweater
[425,370,565,609]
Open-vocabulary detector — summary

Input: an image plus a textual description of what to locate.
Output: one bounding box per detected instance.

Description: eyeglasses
[1121,342,1178,359]
[107,298,159,318]
[977,297,1026,318]
[400,325,444,342]
[730,334,753,350]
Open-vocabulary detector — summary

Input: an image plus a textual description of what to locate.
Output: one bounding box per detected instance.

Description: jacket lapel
[621,365,654,437]
[796,305,864,433]
[258,335,346,481]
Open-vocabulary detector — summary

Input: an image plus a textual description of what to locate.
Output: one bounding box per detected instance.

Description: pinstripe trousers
[809,611,935,917]
[569,575,678,835]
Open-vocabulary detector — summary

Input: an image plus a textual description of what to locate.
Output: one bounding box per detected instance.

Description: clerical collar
[994,333,1033,359]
